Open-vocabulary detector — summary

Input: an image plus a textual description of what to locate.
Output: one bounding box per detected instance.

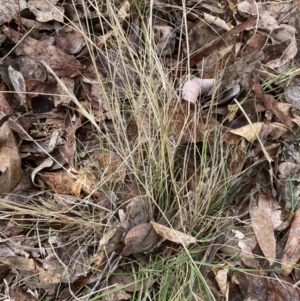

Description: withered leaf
[0,0,27,25]
[8,66,26,104]
[10,286,38,301]
[0,256,35,271]
[281,209,300,276]
[249,195,276,264]
[28,0,64,23]
[0,114,21,194]
[120,196,151,231]
[98,152,126,183]
[150,221,197,245]
[2,26,85,78]
[168,103,220,144]
[252,79,293,130]
[188,17,257,67]
[122,223,160,256]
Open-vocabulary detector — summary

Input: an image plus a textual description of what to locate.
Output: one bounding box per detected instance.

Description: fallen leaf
[55,23,86,54]
[153,26,176,56]
[58,115,81,167]
[122,223,160,256]
[226,122,288,144]
[213,266,229,295]
[98,152,126,182]
[188,17,257,67]
[258,191,283,230]
[8,65,27,105]
[28,0,64,23]
[249,195,276,264]
[0,0,27,25]
[2,26,85,78]
[150,221,196,245]
[9,286,38,301]
[284,76,300,110]
[0,113,21,194]
[228,139,247,175]
[252,79,293,130]
[266,25,297,69]
[39,170,75,194]
[238,241,260,269]
[168,103,220,144]
[119,196,151,230]
[204,13,231,31]
[0,256,35,271]
[281,209,300,276]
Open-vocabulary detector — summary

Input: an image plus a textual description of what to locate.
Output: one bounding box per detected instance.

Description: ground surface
[1,0,300,300]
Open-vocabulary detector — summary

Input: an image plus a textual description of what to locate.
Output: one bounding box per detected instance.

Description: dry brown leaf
[153,25,176,56]
[9,286,38,301]
[122,223,160,256]
[284,76,300,110]
[0,256,35,271]
[210,51,264,97]
[0,114,21,194]
[168,103,220,144]
[226,122,263,143]
[188,17,257,67]
[119,196,151,231]
[238,241,260,269]
[55,23,86,54]
[70,169,99,197]
[58,115,81,167]
[2,26,85,78]
[249,195,276,264]
[252,80,293,130]
[267,25,297,69]
[98,152,126,183]
[39,171,76,194]
[0,93,33,141]
[213,266,229,296]
[28,0,64,23]
[228,139,247,175]
[8,65,27,105]
[226,122,288,144]
[150,221,197,245]
[258,191,283,230]
[281,209,300,276]
[0,0,27,25]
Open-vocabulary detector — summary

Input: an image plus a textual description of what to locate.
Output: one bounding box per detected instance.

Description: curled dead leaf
[122,223,160,256]
[0,114,21,194]
[150,221,197,245]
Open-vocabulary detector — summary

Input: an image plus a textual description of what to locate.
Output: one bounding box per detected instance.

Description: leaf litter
[0,0,300,300]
